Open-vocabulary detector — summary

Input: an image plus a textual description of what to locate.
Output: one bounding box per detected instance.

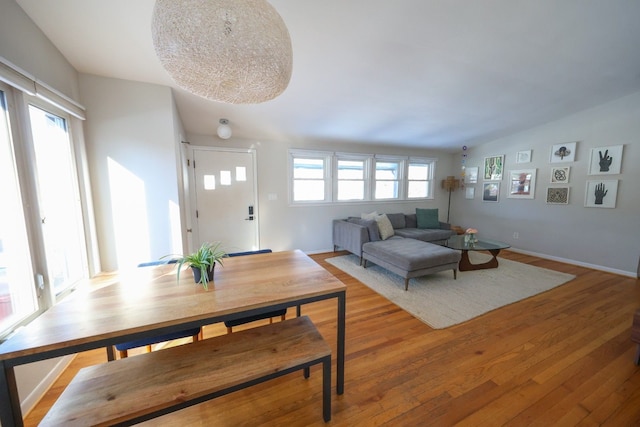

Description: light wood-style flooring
[23,251,640,426]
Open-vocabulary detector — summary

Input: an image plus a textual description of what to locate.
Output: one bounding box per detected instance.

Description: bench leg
[322,356,332,422]
[453,269,457,280]
[404,278,409,291]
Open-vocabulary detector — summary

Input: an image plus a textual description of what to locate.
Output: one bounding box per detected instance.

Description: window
[0,87,39,335]
[374,159,402,200]
[407,160,434,199]
[336,155,368,201]
[290,151,331,202]
[29,104,87,297]
[289,149,436,205]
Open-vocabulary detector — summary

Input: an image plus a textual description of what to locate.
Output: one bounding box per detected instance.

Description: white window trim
[288,149,333,204]
[288,149,437,205]
[407,156,437,199]
[334,153,372,202]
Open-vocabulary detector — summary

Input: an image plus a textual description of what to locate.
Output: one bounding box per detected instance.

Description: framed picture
[483,155,504,181]
[465,166,479,184]
[588,145,623,175]
[550,142,577,163]
[546,187,570,204]
[507,169,536,199]
[482,182,500,202]
[516,150,532,163]
[550,166,570,183]
[465,186,475,199]
[584,180,618,208]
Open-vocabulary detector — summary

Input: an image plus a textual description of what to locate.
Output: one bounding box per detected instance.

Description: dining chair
[223,249,288,333]
[112,260,202,359]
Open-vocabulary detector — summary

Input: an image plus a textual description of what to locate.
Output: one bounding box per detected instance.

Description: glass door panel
[0,89,38,333]
[29,105,86,296]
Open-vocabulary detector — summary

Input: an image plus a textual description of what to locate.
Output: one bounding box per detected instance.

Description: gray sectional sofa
[332,212,454,260]
[332,211,461,290]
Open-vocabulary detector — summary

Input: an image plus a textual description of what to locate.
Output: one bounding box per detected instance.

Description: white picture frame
[550,142,577,163]
[588,145,623,175]
[507,169,537,199]
[516,150,532,163]
[584,180,618,208]
[465,186,475,199]
[550,166,570,183]
[546,187,570,204]
[482,182,500,202]
[464,166,479,184]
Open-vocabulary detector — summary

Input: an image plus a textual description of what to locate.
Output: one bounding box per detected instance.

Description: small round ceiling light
[152,0,293,104]
[217,119,232,139]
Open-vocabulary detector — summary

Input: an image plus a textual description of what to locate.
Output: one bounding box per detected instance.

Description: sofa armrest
[332,219,369,257]
[439,222,452,230]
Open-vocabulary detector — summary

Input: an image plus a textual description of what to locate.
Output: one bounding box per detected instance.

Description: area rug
[326,253,576,329]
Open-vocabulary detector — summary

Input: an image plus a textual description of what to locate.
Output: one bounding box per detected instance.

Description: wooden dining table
[0,250,346,426]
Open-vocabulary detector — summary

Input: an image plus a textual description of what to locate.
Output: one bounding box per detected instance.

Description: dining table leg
[337,291,346,395]
[1,362,22,426]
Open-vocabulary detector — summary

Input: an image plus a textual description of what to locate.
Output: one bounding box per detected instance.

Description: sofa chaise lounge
[332,210,461,290]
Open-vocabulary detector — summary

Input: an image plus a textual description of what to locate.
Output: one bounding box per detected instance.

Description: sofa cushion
[394,228,454,242]
[416,208,440,229]
[386,213,406,229]
[405,214,417,228]
[363,239,460,271]
[375,214,395,240]
[347,217,381,242]
[361,211,378,221]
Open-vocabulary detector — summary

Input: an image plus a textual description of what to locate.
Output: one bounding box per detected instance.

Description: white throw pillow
[361,211,378,221]
[375,214,395,240]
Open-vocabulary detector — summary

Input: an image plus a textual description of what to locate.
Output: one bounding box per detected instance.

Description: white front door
[191,147,259,254]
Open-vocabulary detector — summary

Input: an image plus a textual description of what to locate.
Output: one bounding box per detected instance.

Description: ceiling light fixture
[217,119,232,139]
[151,0,293,104]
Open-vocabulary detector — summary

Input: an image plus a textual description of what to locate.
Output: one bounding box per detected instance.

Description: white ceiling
[16,0,640,152]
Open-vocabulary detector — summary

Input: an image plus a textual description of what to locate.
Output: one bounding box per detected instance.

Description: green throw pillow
[416,208,440,229]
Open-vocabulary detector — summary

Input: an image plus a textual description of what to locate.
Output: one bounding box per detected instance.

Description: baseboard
[509,247,637,278]
[21,354,75,416]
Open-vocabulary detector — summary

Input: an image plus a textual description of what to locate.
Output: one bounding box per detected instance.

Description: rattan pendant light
[151,0,292,104]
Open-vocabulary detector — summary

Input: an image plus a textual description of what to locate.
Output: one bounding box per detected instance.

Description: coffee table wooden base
[459,249,502,271]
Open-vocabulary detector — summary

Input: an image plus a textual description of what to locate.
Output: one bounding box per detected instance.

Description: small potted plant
[167,242,227,290]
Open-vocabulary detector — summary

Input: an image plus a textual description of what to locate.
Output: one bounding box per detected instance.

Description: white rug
[326,252,576,329]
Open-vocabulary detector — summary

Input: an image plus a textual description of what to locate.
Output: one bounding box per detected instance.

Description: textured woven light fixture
[151,0,293,104]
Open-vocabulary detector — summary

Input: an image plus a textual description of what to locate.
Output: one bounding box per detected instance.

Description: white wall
[79,74,183,271]
[185,134,456,253]
[452,91,640,276]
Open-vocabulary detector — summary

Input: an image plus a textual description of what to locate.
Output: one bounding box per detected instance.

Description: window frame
[406,157,436,199]
[334,153,371,202]
[289,149,436,205]
[288,149,333,204]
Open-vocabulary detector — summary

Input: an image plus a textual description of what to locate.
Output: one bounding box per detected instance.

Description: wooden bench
[40,316,332,425]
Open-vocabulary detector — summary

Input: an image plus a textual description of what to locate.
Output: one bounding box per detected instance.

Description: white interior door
[192,147,259,253]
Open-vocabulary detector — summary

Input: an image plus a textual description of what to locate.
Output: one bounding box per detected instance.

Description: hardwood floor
[23,251,640,426]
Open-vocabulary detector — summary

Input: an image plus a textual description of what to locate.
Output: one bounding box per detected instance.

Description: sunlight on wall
[107,158,151,269]
[169,200,182,256]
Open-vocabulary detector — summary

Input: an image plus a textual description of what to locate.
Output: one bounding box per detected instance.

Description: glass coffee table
[443,235,511,271]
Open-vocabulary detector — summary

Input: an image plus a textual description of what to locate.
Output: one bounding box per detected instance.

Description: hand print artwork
[585,180,618,208]
[588,145,623,175]
[598,150,612,172]
[594,182,608,204]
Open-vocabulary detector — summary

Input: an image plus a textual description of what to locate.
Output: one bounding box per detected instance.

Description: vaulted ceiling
[16,0,640,152]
